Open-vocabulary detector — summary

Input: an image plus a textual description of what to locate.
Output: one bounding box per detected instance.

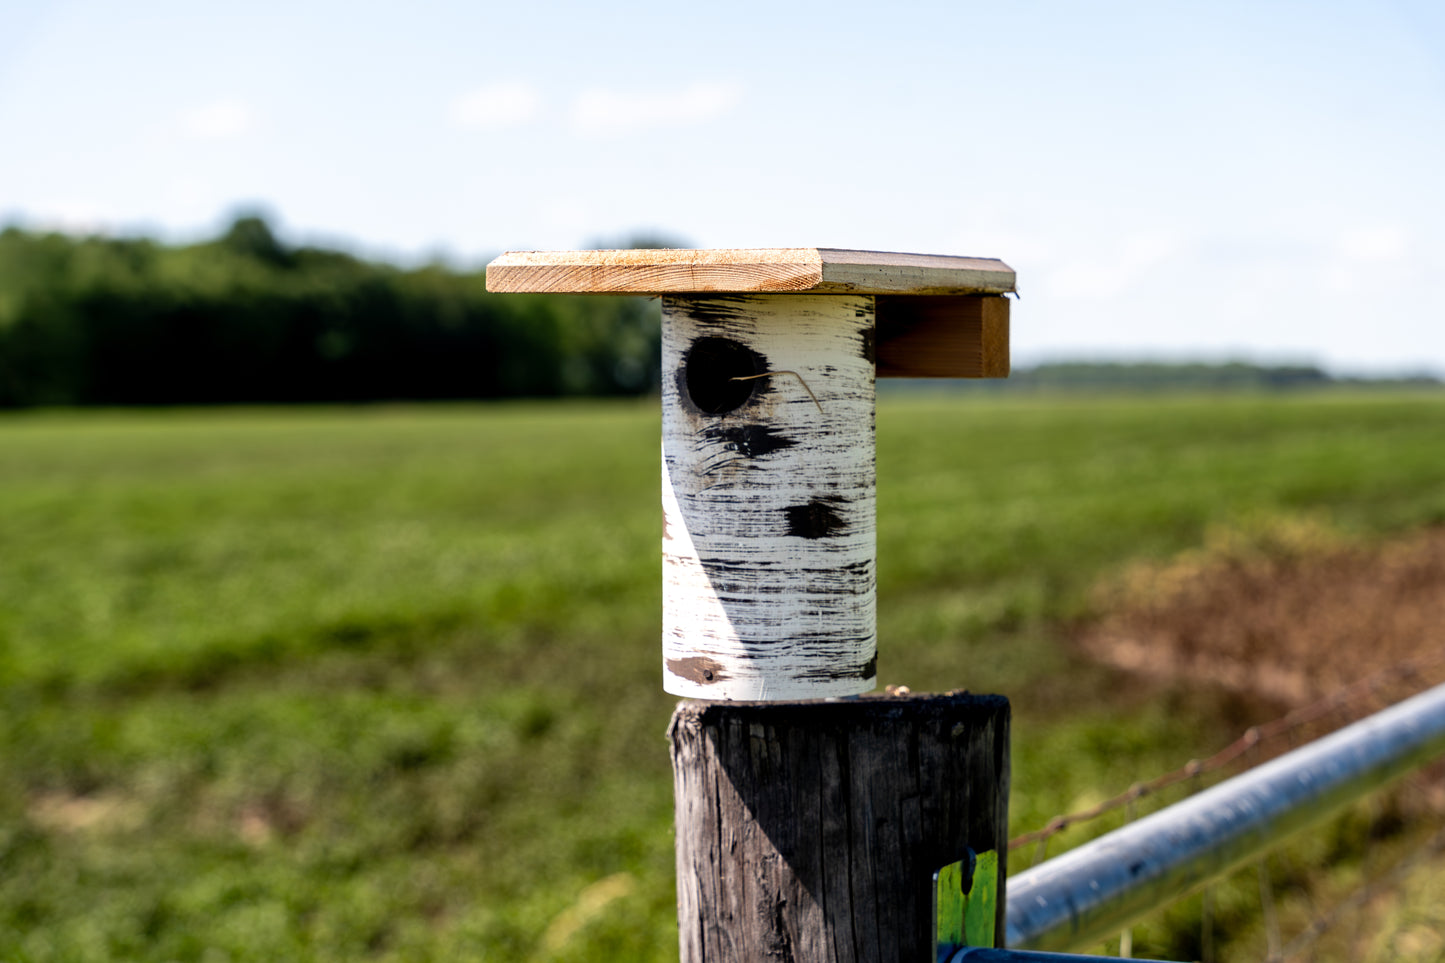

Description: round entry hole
[685,337,765,414]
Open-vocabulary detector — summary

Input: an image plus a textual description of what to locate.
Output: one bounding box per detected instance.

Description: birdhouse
[486,248,1014,701]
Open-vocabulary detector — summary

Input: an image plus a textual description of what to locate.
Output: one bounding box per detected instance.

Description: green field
[2,392,1443,961]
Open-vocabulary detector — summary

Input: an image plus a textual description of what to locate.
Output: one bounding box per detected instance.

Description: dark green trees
[0,218,661,407]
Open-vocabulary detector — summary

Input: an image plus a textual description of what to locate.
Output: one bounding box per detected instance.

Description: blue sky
[3,0,1442,373]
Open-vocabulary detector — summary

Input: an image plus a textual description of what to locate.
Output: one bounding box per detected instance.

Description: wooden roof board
[484,248,1016,296]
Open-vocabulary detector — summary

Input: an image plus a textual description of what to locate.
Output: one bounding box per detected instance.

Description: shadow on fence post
[670,693,1010,962]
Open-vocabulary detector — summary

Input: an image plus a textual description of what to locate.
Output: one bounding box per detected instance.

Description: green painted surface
[936,848,999,951]
[967,849,1000,947]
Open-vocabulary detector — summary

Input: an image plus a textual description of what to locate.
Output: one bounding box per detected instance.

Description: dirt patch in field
[1074,522,1445,959]
[1078,521,1445,708]
[28,791,144,834]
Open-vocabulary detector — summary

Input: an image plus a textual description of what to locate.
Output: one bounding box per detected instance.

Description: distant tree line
[996,361,1339,390]
[2,218,1437,408]
[884,361,1439,394]
[0,217,660,407]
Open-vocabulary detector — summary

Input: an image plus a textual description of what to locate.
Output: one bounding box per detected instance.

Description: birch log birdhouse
[486,248,1014,700]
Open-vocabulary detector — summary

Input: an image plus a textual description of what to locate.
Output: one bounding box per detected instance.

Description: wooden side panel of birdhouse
[661,294,876,700]
[875,295,1010,378]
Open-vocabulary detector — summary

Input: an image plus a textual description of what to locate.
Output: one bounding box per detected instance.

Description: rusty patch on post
[783,496,848,539]
[667,656,730,685]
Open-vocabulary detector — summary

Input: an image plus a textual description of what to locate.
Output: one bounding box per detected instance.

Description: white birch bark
[661,294,876,700]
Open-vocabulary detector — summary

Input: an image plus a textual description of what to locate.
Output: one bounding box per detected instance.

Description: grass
[1,391,1443,961]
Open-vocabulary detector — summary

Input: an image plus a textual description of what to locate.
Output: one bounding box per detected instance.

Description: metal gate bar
[1006,681,1445,953]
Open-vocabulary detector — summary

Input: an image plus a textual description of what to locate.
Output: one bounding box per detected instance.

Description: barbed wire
[1011,649,1445,961]
[1267,823,1445,963]
[1010,650,1445,854]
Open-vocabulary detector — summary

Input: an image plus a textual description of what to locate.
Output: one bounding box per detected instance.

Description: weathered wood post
[670,693,1010,961]
[487,248,1015,961]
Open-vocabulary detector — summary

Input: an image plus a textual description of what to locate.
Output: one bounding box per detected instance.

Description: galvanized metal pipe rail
[949,949,1165,963]
[1006,681,1445,953]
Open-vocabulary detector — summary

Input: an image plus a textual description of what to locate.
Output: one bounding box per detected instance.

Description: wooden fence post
[670,692,1010,962]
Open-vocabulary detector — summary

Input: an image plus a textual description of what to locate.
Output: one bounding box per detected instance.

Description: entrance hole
[684,337,766,414]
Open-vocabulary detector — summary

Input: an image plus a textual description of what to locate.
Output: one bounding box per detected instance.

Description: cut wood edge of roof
[485,248,1015,296]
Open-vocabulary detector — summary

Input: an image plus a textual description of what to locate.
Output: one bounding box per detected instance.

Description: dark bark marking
[702,424,797,458]
[677,295,752,327]
[698,557,782,572]
[784,496,848,540]
[668,656,729,685]
[795,651,878,680]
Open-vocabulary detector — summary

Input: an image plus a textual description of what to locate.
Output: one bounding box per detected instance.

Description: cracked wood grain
[670,693,1010,963]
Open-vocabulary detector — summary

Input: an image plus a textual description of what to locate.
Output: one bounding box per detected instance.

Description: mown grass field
[2,391,1443,962]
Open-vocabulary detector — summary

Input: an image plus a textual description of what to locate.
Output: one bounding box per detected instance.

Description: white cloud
[181,99,257,140]
[1323,225,1415,293]
[569,82,742,136]
[27,199,116,235]
[1046,231,1187,300]
[1335,225,1408,262]
[449,82,541,130]
[539,197,591,239]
